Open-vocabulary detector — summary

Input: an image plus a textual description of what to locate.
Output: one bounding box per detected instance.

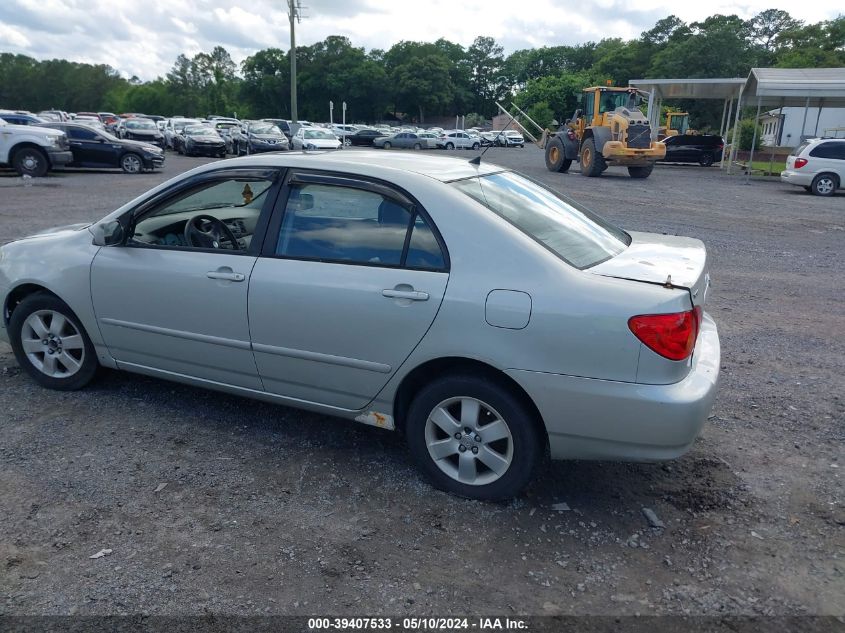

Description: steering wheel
[184,214,240,250]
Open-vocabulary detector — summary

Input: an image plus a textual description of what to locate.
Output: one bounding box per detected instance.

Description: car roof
[190,149,503,182]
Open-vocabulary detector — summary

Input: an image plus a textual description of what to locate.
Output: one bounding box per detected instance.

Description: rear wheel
[405,374,543,501]
[579,138,605,177]
[120,153,143,174]
[445,142,455,150]
[9,293,98,391]
[13,147,49,177]
[413,143,422,150]
[699,153,715,167]
[545,138,571,173]
[811,173,838,196]
[472,142,480,150]
[628,164,654,179]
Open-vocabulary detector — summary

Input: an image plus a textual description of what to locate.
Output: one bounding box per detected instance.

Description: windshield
[598,91,638,114]
[175,120,200,131]
[251,123,281,135]
[303,129,334,139]
[126,119,156,130]
[186,126,216,136]
[452,171,629,269]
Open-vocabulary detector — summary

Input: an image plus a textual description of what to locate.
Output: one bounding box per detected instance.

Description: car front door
[90,168,281,389]
[248,172,450,410]
[67,127,117,167]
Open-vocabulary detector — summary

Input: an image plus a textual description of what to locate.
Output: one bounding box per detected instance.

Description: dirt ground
[0,148,843,621]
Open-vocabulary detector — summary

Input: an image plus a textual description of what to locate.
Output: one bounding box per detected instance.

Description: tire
[13,147,49,177]
[8,292,98,391]
[218,150,226,158]
[699,153,715,167]
[383,141,391,150]
[120,153,143,174]
[472,142,480,150]
[628,164,654,179]
[405,374,543,501]
[579,137,605,177]
[811,173,838,196]
[445,142,454,150]
[413,143,422,150]
[544,138,571,173]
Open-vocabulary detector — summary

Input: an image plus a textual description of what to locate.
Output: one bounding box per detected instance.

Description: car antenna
[469,108,520,166]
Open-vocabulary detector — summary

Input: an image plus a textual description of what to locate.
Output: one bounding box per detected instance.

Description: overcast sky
[0,0,841,80]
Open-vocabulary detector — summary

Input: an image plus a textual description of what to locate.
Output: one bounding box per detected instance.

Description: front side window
[274,181,445,269]
[452,171,629,269]
[130,176,274,251]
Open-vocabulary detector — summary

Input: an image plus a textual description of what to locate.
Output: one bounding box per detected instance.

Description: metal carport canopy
[628,78,745,100]
[744,67,845,107]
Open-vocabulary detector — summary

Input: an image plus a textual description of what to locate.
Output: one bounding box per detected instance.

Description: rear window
[452,171,630,269]
[793,141,811,157]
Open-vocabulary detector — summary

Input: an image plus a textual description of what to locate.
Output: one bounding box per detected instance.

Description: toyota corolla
[0,150,719,500]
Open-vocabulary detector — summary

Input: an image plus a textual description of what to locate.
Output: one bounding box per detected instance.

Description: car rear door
[248,171,450,410]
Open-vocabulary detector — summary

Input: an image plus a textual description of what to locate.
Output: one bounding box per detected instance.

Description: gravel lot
[0,148,843,620]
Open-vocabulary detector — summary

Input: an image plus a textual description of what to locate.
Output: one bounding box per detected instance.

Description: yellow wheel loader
[544,86,666,179]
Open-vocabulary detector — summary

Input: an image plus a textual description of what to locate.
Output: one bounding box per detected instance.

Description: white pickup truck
[0,118,74,177]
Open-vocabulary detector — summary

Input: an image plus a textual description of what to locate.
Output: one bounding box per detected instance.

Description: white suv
[781,138,845,196]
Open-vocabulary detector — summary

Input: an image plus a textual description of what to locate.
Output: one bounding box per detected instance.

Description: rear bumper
[780,170,814,187]
[507,313,720,461]
[47,150,74,167]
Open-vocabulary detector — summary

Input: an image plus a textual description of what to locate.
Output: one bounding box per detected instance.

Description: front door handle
[207,269,245,282]
[382,288,429,301]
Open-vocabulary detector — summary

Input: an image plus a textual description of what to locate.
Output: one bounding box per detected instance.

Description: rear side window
[793,141,811,157]
[453,171,629,269]
[809,142,845,160]
[274,182,446,270]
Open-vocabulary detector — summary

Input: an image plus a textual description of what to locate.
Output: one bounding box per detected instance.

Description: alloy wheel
[425,397,514,486]
[21,310,86,379]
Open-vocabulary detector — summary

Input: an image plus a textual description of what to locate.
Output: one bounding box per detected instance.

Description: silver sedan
[0,151,719,500]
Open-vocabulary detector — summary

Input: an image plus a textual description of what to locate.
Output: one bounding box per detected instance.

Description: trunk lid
[589,231,710,308]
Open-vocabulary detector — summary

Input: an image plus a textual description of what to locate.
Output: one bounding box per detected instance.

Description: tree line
[0,10,842,131]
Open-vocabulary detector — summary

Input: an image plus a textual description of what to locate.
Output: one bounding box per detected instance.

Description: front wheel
[120,153,143,174]
[472,142,480,150]
[545,138,571,173]
[413,143,422,150]
[9,293,98,391]
[13,147,49,177]
[445,142,454,150]
[579,138,605,177]
[405,375,543,501]
[628,164,654,179]
[383,141,391,149]
[699,153,715,167]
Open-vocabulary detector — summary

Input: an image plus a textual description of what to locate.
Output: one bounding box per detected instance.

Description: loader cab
[581,88,642,128]
[666,112,690,135]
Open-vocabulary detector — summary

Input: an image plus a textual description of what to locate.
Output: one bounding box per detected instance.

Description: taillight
[794,158,808,169]
[628,307,701,361]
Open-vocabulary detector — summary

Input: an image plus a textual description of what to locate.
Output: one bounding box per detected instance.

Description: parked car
[0,118,72,176]
[181,125,226,157]
[660,134,724,167]
[209,120,241,154]
[117,118,165,149]
[436,130,480,150]
[374,132,436,150]
[166,118,201,151]
[232,122,289,155]
[479,131,497,147]
[291,127,341,150]
[345,129,388,147]
[262,119,292,140]
[781,137,845,196]
[0,111,48,126]
[41,122,164,173]
[495,130,525,148]
[0,150,719,500]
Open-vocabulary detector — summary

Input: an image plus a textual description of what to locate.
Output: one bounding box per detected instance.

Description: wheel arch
[4,283,60,325]
[392,356,547,442]
[814,171,841,187]
[10,142,49,161]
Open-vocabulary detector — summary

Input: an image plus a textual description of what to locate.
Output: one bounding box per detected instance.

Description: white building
[760,107,845,147]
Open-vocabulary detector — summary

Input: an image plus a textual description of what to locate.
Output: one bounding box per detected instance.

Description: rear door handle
[207,270,245,282]
[382,289,429,301]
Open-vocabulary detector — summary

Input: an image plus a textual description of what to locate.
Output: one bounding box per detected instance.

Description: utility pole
[288,0,302,123]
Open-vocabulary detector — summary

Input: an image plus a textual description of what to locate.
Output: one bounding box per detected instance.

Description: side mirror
[91,219,125,246]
